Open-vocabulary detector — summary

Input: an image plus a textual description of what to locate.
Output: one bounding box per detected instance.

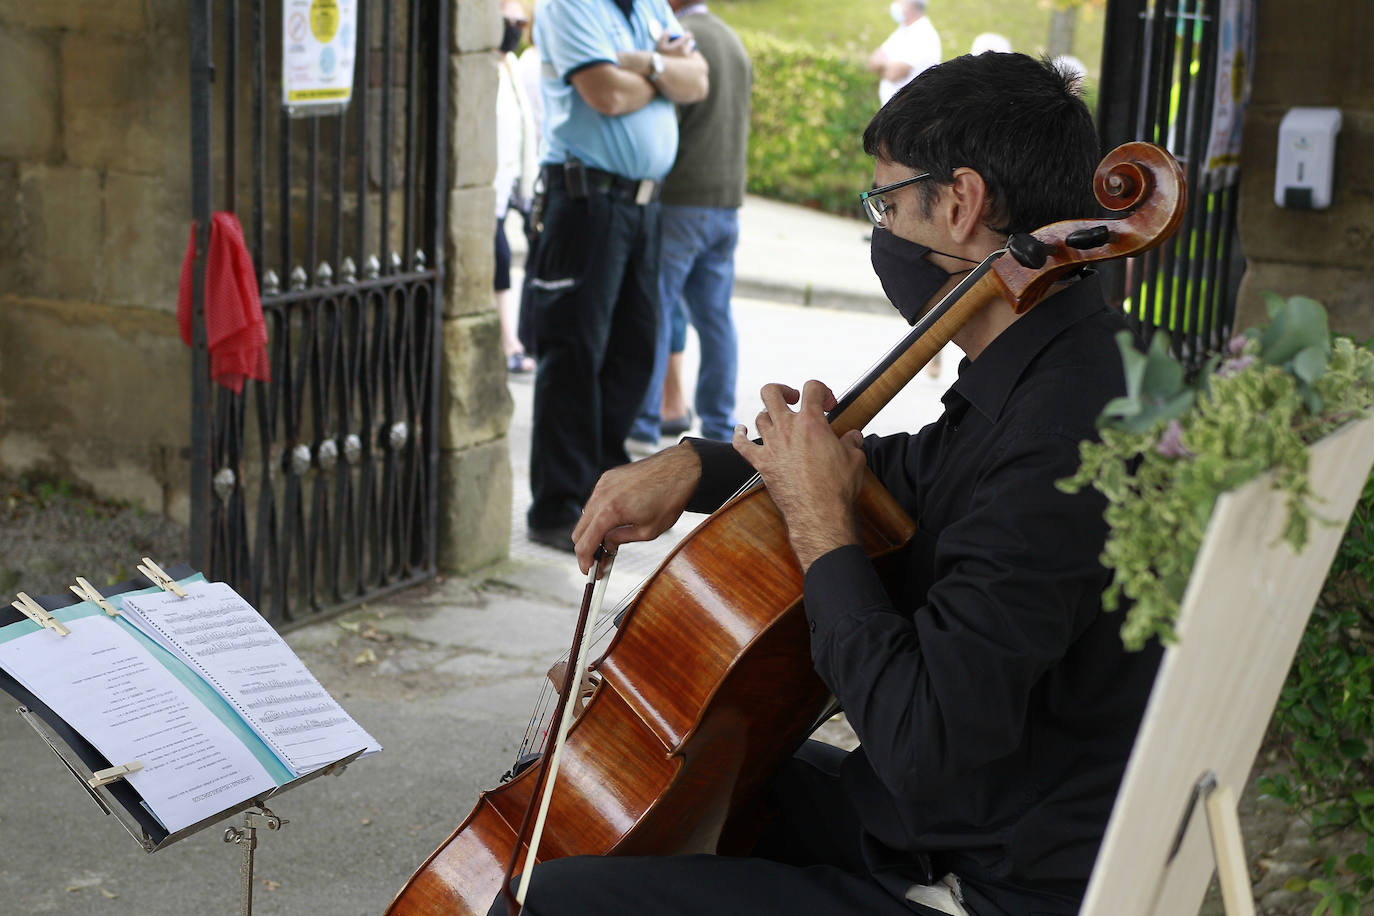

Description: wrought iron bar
[251,0,265,277]
[226,0,239,214]
[380,0,395,275]
[307,116,320,291]
[403,0,420,269]
[189,0,214,574]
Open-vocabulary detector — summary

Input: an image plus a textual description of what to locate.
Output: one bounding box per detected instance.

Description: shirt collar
[941,272,1106,424]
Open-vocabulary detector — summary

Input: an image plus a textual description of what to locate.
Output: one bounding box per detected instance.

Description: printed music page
[118,581,380,775]
[0,613,278,833]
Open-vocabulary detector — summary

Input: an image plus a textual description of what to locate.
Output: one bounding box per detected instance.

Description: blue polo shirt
[534,0,682,181]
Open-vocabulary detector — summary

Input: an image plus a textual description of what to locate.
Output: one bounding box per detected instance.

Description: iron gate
[187,0,448,627]
[1097,0,1248,371]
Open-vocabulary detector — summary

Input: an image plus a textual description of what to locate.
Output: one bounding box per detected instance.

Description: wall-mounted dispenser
[1274,107,1342,209]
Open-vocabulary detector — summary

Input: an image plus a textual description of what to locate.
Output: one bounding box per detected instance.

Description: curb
[732,275,891,315]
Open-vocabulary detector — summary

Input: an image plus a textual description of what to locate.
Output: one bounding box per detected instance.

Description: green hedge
[738,30,1101,217]
[739,29,877,217]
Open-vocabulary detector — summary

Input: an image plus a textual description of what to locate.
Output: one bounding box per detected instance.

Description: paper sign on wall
[282,0,358,117]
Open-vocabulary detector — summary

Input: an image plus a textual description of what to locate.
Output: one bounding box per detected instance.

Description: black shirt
[688,275,1162,915]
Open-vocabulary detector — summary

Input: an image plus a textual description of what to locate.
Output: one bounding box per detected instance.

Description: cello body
[386,473,915,914]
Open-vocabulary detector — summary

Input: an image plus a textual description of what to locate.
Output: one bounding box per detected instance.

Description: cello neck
[826,255,1008,437]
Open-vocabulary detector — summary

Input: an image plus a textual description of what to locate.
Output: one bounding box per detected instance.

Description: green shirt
[660,10,752,209]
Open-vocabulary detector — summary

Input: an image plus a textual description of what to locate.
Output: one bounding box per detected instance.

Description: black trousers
[525,186,660,529]
[487,741,947,916]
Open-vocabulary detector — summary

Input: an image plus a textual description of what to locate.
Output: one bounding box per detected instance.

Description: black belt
[542,163,660,204]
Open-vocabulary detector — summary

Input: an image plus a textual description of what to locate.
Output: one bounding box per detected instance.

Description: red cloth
[177,212,271,394]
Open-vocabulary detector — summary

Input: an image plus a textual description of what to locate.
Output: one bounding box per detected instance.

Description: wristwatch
[648,51,665,81]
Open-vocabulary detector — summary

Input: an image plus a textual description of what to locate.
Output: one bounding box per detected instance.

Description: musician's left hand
[733,380,866,571]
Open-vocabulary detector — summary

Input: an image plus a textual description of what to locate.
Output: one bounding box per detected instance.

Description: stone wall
[0,0,512,574]
[1235,2,1374,337]
[0,0,192,517]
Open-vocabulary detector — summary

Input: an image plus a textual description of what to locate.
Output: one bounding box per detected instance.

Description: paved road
[0,204,956,916]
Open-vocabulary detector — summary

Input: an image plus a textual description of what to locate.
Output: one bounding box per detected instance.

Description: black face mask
[500,19,524,54]
[869,227,976,325]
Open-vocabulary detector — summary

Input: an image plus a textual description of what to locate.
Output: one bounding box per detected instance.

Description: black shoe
[528,521,577,553]
[660,408,694,437]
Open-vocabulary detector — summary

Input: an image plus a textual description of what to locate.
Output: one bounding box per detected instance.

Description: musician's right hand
[572,442,701,575]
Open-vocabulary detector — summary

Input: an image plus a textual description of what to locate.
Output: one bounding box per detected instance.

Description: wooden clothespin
[87,761,143,789]
[136,557,187,598]
[11,592,71,637]
[70,577,120,617]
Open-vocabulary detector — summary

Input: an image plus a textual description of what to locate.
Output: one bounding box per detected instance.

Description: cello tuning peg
[1066,225,1112,250]
[1007,233,1050,269]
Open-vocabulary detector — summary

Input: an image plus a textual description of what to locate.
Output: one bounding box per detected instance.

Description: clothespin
[136,557,187,598]
[88,761,143,789]
[10,592,71,637]
[70,577,120,617]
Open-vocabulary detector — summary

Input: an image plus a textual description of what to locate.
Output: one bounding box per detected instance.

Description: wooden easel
[1080,414,1374,915]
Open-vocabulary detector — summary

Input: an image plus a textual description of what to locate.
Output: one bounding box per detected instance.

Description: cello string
[513,577,642,765]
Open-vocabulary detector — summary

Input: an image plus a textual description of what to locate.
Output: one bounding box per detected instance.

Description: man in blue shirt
[524,0,708,551]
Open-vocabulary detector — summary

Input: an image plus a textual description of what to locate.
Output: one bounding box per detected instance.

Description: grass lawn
[711,0,1104,81]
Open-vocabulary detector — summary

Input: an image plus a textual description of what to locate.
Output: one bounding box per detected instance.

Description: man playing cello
[509,52,1163,916]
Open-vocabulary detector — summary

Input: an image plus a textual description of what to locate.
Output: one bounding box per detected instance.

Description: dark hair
[862,52,1099,235]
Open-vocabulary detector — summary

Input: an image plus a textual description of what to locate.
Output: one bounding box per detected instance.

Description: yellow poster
[282,0,357,115]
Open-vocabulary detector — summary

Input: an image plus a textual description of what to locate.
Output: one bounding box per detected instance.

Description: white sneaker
[624,436,660,460]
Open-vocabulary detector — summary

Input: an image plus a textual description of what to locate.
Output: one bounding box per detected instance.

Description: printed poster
[282,0,358,116]
[1203,0,1256,186]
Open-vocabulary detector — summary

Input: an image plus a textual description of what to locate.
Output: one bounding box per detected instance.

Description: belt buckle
[634,179,655,205]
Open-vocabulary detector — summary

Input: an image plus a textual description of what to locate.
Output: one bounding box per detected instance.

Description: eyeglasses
[858,172,931,229]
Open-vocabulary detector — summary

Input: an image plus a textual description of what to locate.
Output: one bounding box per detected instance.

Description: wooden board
[1080,413,1374,916]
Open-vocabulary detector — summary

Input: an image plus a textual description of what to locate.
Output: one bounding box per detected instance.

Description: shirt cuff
[684,437,754,515]
[802,543,895,642]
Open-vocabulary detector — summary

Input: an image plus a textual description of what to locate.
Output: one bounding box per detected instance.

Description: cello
[386,140,1187,915]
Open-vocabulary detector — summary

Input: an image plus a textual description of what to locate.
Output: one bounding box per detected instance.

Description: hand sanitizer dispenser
[1275,107,1341,209]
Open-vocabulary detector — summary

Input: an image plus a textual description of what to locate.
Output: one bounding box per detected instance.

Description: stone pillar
[437,0,513,573]
[1235,1,1374,338]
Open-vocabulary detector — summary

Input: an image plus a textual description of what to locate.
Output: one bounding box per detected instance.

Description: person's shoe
[528,521,576,553]
[660,408,694,437]
[625,435,660,459]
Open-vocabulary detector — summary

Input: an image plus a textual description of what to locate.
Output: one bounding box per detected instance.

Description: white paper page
[0,615,278,833]
[119,581,380,774]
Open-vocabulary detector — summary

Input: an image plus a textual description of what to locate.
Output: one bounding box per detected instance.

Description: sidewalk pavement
[1,196,951,915]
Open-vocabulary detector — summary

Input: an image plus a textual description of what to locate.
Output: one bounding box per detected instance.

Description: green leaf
[1259,295,1331,367]
[1263,289,1286,320]
[1294,344,1331,384]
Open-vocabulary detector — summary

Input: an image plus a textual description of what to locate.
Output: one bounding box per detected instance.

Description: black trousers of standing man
[525,182,660,533]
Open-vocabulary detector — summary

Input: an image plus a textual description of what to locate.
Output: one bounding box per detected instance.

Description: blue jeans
[630,205,740,442]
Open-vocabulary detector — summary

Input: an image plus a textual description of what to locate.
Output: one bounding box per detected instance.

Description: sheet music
[119,581,380,775]
[0,614,278,833]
